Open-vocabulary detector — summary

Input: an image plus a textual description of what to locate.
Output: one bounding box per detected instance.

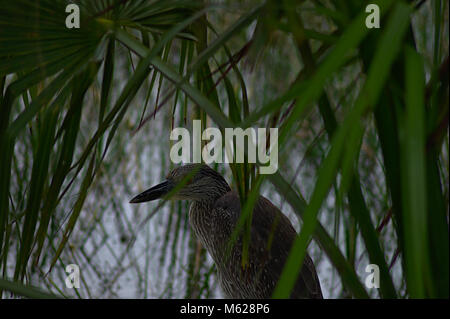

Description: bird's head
[129,164,230,204]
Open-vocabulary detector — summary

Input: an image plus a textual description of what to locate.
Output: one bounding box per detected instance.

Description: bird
[130,163,323,299]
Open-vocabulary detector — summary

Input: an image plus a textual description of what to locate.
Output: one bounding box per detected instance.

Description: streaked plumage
[130,164,322,299]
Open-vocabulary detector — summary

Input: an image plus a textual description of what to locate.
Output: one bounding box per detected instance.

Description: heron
[130,163,323,299]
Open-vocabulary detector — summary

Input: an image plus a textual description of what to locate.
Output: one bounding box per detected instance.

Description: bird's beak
[129,180,171,203]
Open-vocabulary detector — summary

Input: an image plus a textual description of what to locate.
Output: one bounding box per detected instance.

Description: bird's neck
[188,200,216,251]
[189,199,215,225]
[188,182,231,256]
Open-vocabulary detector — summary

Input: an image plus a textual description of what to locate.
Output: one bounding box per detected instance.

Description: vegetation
[0,0,448,298]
